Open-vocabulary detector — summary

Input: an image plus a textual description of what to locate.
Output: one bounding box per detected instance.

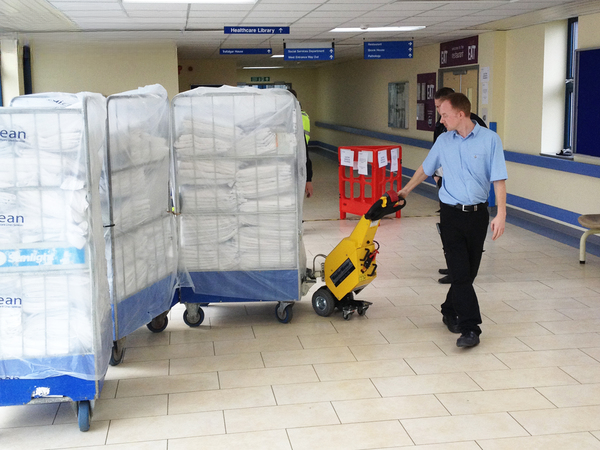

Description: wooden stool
[578,214,600,263]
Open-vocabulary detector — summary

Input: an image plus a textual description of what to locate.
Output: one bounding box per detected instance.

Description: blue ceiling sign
[224,26,290,35]
[220,48,273,55]
[364,41,413,59]
[284,48,335,61]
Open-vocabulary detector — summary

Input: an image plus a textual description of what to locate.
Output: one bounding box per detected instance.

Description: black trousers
[439,203,489,335]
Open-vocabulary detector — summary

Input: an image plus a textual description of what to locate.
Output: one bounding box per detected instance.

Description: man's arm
[490,179,506,240]
[398,165,429,199]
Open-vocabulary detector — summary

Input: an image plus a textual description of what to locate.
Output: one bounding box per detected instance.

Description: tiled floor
[3,151,600,449]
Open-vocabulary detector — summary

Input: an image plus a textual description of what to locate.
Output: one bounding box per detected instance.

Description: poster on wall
[416,72,436,132]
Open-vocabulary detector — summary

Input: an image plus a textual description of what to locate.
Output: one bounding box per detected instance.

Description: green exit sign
[250,77,270,82]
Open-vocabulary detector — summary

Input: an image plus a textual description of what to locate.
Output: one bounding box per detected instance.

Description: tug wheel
[312,287,336,317]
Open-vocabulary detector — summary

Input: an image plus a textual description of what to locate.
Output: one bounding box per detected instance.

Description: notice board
[574,47,600,158]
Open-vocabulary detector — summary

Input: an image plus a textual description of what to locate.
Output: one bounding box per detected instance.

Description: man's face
[439,100,462,131]
[434,98,443,114]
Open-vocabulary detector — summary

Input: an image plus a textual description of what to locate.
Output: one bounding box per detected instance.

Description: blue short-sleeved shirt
[423,122,508,205]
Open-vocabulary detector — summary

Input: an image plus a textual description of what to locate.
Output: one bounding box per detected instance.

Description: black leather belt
[446,202,488,212]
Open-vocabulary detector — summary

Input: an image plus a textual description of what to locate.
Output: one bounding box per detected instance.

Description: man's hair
[444,92,471,117]
[434,87,455,100]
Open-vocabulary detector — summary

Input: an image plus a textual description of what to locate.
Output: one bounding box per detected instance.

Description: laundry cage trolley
[0,95,113,431]
[103,85,179,366]
[171,86,308,324]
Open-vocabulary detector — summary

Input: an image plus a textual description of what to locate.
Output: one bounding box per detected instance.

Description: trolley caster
[146,312,169,333]
[357,301,373,316]
[342,307,355,320]
[109,338,126,366]
[312,286,336,317]
[77,400,91,432]
[183,305,205,327]
[275,302,293,324]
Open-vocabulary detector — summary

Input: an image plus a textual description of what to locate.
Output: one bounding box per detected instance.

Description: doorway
[439,65,479,114]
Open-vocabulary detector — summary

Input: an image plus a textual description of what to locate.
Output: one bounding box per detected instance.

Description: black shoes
[438,268,449,275]
[438,275,451,284]
[457,331,480,348]
[442,314,461,333]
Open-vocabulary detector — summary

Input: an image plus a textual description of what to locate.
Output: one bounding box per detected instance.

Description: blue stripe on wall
[314,121,600,178]
[507,193,581,227]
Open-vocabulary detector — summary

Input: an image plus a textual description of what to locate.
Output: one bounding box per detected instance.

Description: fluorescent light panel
[331,26,426,32]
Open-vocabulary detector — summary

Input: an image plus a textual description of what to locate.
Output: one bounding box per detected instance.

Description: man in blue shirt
[399,93,507,347]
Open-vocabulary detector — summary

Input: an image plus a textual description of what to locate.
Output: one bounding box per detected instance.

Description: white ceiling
[1,0,598,68]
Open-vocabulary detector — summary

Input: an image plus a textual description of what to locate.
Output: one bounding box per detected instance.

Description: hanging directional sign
[220,48,273,55]
[364,41,413,60]
[285,47,334,61]
[224,26,290,35]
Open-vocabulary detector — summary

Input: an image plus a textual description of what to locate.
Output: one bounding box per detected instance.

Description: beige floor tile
[538,319,600,335]
[380,326,452,343]
[0,421,110,449]
[468,367,579,390]
[219,365,319,389]
[121,331,170,348]
[504,298,587,311]
[559,307,600,320]
[298,330,388,349]
[105,360,170,381]
[261,346,357,367]
[349,341,446,361]
[214,336,302,355]
[537,383,600,407]
[224,402,339,433]
[405,354,509,375]
[313,359,415,381]
[55,395,167,423]
[273,379,380,405]
[561,365,600,383]
[330,316,418,333]
[100,379,118,399]
[436,388,555,415]
[65,442,167,450]
[168,352,264,375]
[116,372,219,397]
[106,411,224,444]
[583,347,600,362]
[169,326,255,344]
[169,386,276,414]
[518,333,600,351]
[371,373,481,397]
[401,412,529,445]
[510,405,600,435]
[480,322,554,338]
[483,310,570,324]
[167,430,291,450]
[332,395,448,423]
[494,349,600,369]
[0,403,59,429]
[287,420,412,450]
[252,321,338,338]
[374,443,482,450]
[477,432,600,450]
[123,342,215,362]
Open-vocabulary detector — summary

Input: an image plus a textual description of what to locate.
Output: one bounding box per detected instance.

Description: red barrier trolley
[339,145,402,219]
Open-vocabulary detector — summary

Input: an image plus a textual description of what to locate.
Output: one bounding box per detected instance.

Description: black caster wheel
[77,400,91,432]
[109,339,125,366]
[146,315,168,333]
[183,307,205,327]
[343,310,354,320]
[275,303,293,324]
[312,287,336,317]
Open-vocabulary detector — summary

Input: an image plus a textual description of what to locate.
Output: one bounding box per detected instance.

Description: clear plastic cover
[0,93,112,381]
[103,85,177,339]
[172,86,306,301]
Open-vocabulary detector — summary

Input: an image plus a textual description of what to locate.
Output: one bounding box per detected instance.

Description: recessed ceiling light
[242,66,284,70]
[330,26,426,32]
[123,0,256,4]
[271,55,284,58]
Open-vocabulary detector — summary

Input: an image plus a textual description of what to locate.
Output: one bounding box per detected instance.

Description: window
[563,17,578,152]
[388,82,409,129]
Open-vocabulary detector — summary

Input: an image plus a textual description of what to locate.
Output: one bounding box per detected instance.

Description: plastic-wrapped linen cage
[0,92,112,431]
[172,86,307,324]
[101,85,178,364]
